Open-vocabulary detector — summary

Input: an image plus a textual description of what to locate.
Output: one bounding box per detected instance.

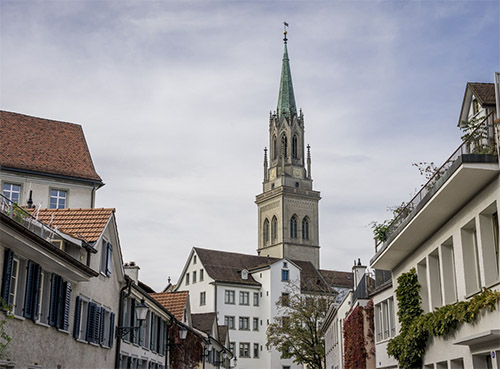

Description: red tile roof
[151,291,189,321]
[192,312,217,335]
[0,111,102,183]
[30,208,114,243]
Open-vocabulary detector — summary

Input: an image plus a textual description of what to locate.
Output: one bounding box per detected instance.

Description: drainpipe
[115,276,133,369]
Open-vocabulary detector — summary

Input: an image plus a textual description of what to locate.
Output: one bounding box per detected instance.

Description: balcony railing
[375,113,497,253]
[1,194,67,247]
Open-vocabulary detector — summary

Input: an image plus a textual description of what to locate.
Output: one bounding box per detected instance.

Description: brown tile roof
[468,82,496,106]
[192,312,217,335]
[319,269,354,289]
[30,208,114,243]
[195,247,277,286]
[151,291,189,321]
[0,111,102,183]
[293,260,333,294]
[218,325,228,344]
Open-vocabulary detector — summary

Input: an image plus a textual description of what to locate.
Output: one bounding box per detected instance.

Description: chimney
[124,261,140,284]
[352,258,366,292]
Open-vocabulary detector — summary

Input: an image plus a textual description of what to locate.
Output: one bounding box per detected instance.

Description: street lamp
[116,298,148,339]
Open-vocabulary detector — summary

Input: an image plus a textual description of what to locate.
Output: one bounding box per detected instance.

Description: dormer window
[241,269,248,280]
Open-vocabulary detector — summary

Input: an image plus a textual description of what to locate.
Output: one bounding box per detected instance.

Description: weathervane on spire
[283,21,289,43]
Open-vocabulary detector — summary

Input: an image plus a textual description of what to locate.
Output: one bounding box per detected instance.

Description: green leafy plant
[460,116,496,155]
[0,298,13,360]
[387,269,500,369]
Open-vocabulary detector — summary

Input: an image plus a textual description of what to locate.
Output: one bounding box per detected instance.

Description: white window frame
[239,316,249,330]
[239,291,249,305]
[49,189,67,209]
[2,183,21,203]
[225,290,235,304]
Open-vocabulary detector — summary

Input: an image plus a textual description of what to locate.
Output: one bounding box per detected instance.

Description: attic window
[473,98,479,115]
[193,255,197,264]
[241,269,248,280]
[283,261,288,268]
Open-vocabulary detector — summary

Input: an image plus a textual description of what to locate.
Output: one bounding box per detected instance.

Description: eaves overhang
[1,213,98,282]
[371,155,499,271]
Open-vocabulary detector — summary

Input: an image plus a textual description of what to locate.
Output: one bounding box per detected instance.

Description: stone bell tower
[255,27,321,268]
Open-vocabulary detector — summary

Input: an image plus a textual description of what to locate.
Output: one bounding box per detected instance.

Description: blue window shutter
[48,274,60,327]
[73,296,81,339]
[1,249,14,302]
[99,307,105,345]
[86,302,96,342]
[31,264,42,321]
[61,281,72,331]
[109,312,115,347]
[94,305,101,344]
[24,261,35,319]
[56,276,65,329]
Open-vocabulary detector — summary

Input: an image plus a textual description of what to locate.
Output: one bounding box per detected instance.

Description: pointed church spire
[277,23,297,120]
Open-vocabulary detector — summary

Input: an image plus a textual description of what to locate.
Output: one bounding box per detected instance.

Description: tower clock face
[293,168,301,178]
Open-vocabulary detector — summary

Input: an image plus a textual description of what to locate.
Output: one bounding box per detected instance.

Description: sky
[1,0,499,291]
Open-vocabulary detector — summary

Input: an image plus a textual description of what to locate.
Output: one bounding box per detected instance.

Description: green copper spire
[277,25,297,120]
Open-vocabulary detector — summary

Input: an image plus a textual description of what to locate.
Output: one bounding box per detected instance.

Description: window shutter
[73,296,81,339]
[48,274,60,326]
[130,299,136,343]
[61,281,72,331]
[94,305,102,344]
[162,321,167,355]
[109,312,115,347]
[99,307,105,345]
[1,249,14,302]
[86,302,96,342]
[106,242,113,277]
[31,263,42,321]
[24,261,35,319]
[56,276,65,329]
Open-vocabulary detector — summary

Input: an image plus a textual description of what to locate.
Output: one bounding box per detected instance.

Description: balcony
[371,115,499,270]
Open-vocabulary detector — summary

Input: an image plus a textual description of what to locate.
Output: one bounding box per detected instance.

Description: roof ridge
[0,110,82,127]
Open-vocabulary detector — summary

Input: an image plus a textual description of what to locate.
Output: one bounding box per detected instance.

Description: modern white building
[370,79,500,369]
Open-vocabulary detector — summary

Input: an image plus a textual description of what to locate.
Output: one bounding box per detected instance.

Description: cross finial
[283,22,289,43]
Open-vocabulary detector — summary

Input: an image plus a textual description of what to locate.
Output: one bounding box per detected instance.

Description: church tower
[256,28,321,268]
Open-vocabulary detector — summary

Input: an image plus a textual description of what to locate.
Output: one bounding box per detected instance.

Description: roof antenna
[283,21,289,44]
[168,276,171,284]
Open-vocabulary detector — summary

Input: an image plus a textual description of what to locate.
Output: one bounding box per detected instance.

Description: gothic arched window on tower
[272,216,278,242]
[292,134,298,159]
[264,218,270,244]
[290,215,298,239]
[282,134,288,158]
[302,217,310,241]
[273,135,277,160]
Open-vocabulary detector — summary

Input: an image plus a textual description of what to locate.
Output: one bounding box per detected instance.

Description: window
[272,216,278,241]
[38,271,51,324]
[281,293,290,306]
[479,207,500,285]
[254,342,259,358]
[263,218,270,244]
[428,248,442,309]
[375,297,395,341]
[292,135,298,159]
[253,317,259,331]
[239,342,250,358]
[302,217,310,240]
[282,134,288,158]
[193,255,197,264]
[229,342,235,356]
[74,298,115,346]
[253,292,259,306]
[272,135,277,160]
[224,290,235,304]
[224,316,235,330]
[200,292,206,306]
[49,189,67,209]
[462,220,482,295]
[186,273,190,286]
[193,271,197,284]
[290,215,298,238]
[200,269,204,281]
[239,291,249,305]
[239,317,249,330]
[2,183,20,203]
[281,269,289,282]
[100,241,113,277]
[441,238,457,305]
